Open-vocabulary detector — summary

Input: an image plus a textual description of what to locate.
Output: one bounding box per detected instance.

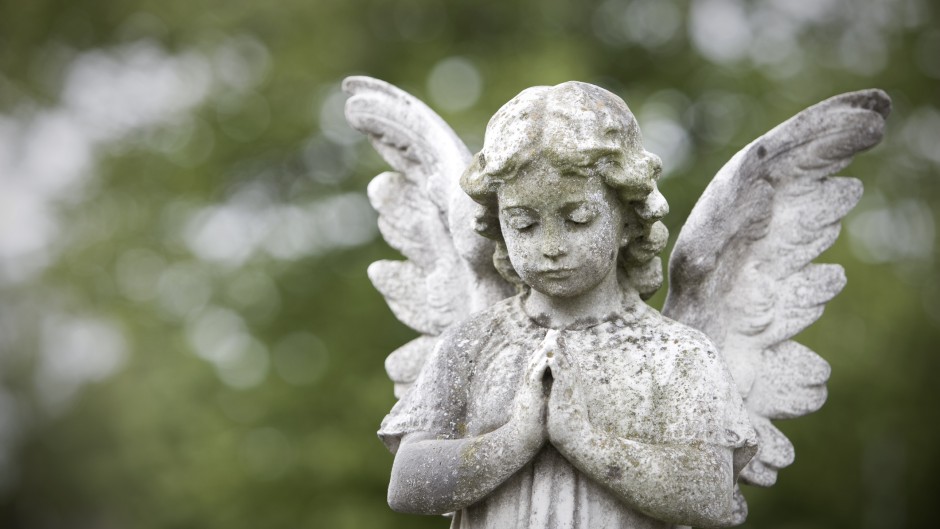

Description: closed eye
[504,213,538,231]
[502,207,538,231]
[566,205,597,225]
[508,218,537,231]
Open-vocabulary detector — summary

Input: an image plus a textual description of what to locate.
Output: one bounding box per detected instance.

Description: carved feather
[344,76,471,213]
[366,170,464,271]
[663,89,890,489]
[344,76,512,394]
[385,336,439,399]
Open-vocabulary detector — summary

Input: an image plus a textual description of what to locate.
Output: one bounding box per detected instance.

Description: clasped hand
[508,332,589,452]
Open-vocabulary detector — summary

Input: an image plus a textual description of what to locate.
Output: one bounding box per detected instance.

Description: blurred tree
[0,0,937,528]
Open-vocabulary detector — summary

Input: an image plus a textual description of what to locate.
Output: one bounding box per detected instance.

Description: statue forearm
[387,423,544,515]
[554,426,736,528]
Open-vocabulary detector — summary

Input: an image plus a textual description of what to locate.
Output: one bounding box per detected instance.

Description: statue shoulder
[646,308,719,354]
[638,309,728,386]
[435,295,523,357]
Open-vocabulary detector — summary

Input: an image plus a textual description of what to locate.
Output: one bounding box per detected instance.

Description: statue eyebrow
[554,147,622,167]
[500,205,537,216]
[560,201,596,213]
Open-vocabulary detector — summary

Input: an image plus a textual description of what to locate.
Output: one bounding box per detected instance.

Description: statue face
[497,159,625,299]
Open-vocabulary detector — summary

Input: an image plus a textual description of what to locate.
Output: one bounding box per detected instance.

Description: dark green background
[1,0,938,527]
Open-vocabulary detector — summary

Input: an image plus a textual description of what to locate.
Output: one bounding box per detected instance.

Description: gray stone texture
[344,77,889,527]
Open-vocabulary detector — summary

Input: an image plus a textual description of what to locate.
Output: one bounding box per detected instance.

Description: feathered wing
[663,90,890,491]
[343,76,512,397]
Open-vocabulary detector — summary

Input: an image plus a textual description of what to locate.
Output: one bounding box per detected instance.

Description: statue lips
[538,268,575,280]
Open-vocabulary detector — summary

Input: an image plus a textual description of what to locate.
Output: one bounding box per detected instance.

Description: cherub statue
[344,77,889,528]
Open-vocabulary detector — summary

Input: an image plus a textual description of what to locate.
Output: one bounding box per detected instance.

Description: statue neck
[522,268,641,330]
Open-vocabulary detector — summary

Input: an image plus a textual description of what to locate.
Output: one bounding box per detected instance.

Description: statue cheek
[506,239,536,272]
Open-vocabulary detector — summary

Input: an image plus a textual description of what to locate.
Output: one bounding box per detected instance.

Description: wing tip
[823,88,891,115]
[820,263,848,293]
[846,176,864,206]
[366,171,402,208]
[342,75,385,96]
[366,259,398,286]
[849,88,892,120]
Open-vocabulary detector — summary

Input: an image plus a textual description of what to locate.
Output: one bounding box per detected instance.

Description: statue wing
[662,89,890,487]
[343,76,512,397]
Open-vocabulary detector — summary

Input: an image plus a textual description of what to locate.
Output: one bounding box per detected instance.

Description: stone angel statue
[343,76,889,528]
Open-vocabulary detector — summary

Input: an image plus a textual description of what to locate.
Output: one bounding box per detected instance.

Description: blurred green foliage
[0,0,938,528]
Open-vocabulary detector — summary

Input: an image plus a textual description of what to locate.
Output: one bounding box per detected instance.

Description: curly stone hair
[459,81,669,300]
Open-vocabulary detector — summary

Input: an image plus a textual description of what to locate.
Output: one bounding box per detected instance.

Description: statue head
[460,81,669,300]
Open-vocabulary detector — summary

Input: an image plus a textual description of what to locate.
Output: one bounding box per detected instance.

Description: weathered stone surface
[663,89,890,487]
[344,78,889,527]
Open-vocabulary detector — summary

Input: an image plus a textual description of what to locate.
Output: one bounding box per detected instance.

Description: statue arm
[551,420,735,528]
[388,423,540,514]
[387,348,551,514]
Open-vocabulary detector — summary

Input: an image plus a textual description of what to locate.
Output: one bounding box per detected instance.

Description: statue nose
[542,239,567,258]
[541,221,568,258]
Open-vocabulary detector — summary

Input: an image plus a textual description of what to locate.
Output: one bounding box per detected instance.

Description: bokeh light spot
[36,315,127,412]
[318,87,361,146]
[427,57,482,113]
[689,0,752,64]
